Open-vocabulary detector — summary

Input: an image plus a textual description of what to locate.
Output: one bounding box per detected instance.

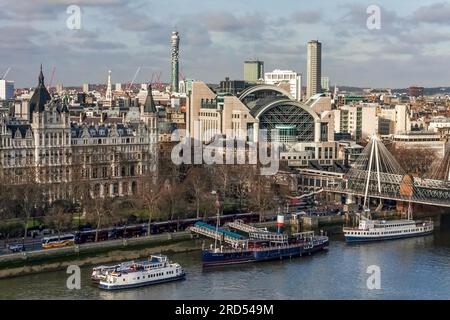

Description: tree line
[0,161,291,242]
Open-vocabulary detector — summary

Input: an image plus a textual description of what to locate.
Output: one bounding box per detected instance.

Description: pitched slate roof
[29,65,51,116]
[143,84,157,113]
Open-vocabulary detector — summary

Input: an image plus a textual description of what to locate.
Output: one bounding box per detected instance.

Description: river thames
[1,216,450,300]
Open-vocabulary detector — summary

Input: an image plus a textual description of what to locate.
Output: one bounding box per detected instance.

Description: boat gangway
[226,219,268,234]
[189,222,248,246]
[248,232,288,243]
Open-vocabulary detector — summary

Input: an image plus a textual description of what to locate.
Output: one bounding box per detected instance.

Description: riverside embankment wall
[0,231,202,279]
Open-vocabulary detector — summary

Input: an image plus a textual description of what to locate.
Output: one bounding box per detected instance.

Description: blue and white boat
[98,255,185,290]
[201,234,329,267]
[343,215,433,243]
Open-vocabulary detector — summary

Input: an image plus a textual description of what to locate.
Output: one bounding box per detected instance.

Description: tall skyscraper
[0,79,14,100]
[56,83,63,94]
[244,60,264,84]
[82,83,90,93]
[171,31,180,93]
[306,40,322,99]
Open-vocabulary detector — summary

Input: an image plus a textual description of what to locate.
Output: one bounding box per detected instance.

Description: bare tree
[44,200,73,238]
[136,172,163,235]
[185,166,212,219]
[12,167,46,240]
[388,146,438,177]
[85,196,115,242]
[229,165,253,212]
[247,173,277,222]
[158,179,187,223]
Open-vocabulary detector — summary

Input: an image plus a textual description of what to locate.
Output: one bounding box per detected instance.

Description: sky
[1,0,450,88]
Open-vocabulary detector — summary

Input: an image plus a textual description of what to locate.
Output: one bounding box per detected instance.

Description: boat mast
[212,190,220,252]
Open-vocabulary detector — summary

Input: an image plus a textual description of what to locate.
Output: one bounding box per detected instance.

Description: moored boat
[343,215,433,243]
[91,261,134,284]
[98,254,185,290]
[201,230,329,267]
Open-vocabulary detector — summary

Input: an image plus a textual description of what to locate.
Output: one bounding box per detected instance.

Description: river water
[1,216,450,300]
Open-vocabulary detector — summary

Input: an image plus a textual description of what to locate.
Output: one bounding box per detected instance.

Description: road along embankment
[0,231,203,279]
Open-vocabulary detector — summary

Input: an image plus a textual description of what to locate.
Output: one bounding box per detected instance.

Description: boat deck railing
[214,239,328,254]
[189,223,248,246]
[226,220,268,234]
[249,232,288,242]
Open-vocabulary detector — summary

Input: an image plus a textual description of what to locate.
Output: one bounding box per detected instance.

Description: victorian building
[0,67,158,201]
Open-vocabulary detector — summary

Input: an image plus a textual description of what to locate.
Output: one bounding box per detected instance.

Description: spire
[105,70,113,105]
[29,65,51,120]
[143,83,156,113]
[38,64,45,86]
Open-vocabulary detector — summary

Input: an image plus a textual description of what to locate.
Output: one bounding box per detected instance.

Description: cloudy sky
[1,0,450,88]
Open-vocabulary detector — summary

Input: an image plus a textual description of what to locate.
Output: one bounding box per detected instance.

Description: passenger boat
[98,254,185,290]
[343,214,433,243]
[201,231,329,267]
[340,133,435,243]
[91,261,134,284]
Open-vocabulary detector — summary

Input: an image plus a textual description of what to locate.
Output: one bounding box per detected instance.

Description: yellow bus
[41,234,75,249]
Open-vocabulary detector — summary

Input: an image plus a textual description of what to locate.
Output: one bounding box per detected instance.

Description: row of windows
[281,155,311,160]
[0,139,33,148]
[72,137,138,145]
[265,74,297,80]
[394,138,440,142]
[133,271,170,281]
[348,228,422,235]
[200,112,218,117]
[318,147,334,160]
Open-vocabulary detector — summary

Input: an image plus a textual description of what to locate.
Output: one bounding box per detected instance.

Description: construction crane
[127,66,141,91]
[179,67,186,82]
[48,66,56,90]
[1,67,11,80]
[152,71,164,91]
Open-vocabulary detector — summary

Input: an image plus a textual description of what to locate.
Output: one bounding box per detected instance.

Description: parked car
[8,243,25,253]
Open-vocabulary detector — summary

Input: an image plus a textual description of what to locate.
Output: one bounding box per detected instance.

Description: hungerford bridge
[297,135,450,208]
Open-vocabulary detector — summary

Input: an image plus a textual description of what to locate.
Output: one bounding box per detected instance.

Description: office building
[244,60,264,84]
[307,40,322,99]
[82,83,90,93]
[264,70,302,101]
[56,84,63,94]
[378,105,411,135]
[321,76,330,92]
[333,104,378,141]
[186,81,338,167]
[218,77,247,95]
[0,79,14,100]
[409,86,424,97]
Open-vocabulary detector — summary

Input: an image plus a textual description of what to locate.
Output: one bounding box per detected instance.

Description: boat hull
[202,240,329,267]
[98,273,186,290]
[254,241,329,261]
[345,230,433,243]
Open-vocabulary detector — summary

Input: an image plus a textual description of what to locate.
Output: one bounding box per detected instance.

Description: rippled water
[1,217,450,300]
